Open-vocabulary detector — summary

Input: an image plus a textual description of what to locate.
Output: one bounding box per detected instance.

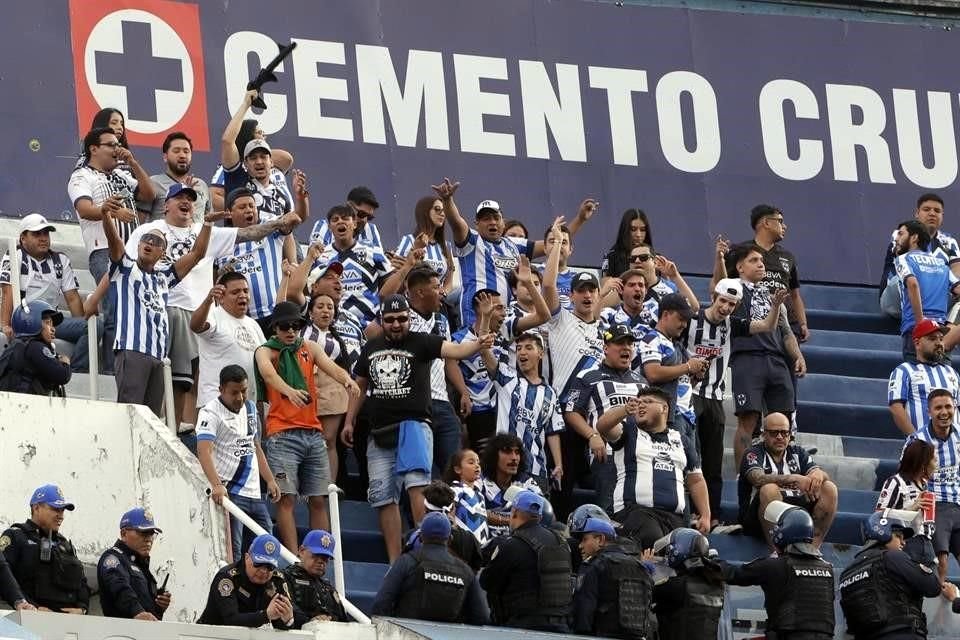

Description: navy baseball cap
[119,507,162,533]
[30,484,74,511]
[302,529,336,558]
[659,293,695,320]
[249,534,282,567]
[381,294,410,314]
[603,324,635,344]
[165,183,198,202]
[513,490,544,516]
[582,518,617,539]
[420,512,452,540]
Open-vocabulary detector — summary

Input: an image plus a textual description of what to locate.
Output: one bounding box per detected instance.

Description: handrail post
[161,357,176,433]
[327,483,346,596]
[85,295,98,400]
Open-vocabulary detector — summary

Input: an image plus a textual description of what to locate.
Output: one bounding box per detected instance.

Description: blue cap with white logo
[119,507,162,533]
[29,484,75,511]
[249,534,282,567]
[302,530,336,558]
[165,183,198,202]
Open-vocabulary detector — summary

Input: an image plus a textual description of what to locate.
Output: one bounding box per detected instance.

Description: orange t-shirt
[264,344,322,437]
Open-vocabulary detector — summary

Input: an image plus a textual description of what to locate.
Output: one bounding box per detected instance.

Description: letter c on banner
[759,79,823,181]
[655,71,721,173]
[223,31,288,135]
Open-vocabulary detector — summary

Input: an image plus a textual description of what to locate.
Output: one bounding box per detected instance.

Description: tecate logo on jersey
[423,571,465,586]
[69,0,210,150]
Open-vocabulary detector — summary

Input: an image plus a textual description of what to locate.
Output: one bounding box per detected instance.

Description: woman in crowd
[875,439,937,511]
[504,219,529,239]
[302,293,350,483]
[395,196,456,295]
[600,208,653,281]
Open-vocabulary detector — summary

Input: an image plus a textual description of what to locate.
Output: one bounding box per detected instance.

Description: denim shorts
[366,423,433,508]
[262,428,330,498]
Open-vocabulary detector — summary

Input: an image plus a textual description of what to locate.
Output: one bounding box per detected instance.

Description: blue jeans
[228,493,273,560]
[55,316,101,373]
[88,249,116,374]
[431,400,462,477]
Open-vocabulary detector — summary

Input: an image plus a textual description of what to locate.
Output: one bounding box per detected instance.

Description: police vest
[656,572,724,640]
[839,549,925,638]
[505,527,572,619]
[10,523,85,608]
[286,566,344,621]
[592,550,654,639]
[768,554,835,636]
[395,548,470,623]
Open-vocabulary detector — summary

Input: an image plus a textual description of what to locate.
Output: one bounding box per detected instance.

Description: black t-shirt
[741,240,799,293]
[355,332,444,426]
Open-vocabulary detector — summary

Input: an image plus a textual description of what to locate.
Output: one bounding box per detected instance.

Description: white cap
[243,139,272,158]
[714,278,743,302]
[19,213,56,234]
[475,199,501,215]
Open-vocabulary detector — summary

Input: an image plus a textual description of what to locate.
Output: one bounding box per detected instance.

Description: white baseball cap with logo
[475,200,501,215]
[714,278,743,303]
[19,213,56,235]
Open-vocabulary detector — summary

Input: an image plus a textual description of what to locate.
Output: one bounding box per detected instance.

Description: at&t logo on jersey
[69,0,210,150]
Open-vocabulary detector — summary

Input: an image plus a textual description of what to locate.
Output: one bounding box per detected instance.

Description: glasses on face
[765,429,791,439]
[275,322,301,332]
[631,254,653,263]
[382,315,409,325]
[98,141,121,149]
[140,235,166,248]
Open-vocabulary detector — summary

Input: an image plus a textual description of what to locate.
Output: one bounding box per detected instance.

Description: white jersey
[494,367,564,479]
[545,307,603,398]
[875,473,925,511]
[0,250,79,309]
[196,399,262,500]
[396,235,451,283]
[408,309,451,402]
[68,165,140,254]
[125,221,237,311]
[195,306,266,408]
[311,219,384,251]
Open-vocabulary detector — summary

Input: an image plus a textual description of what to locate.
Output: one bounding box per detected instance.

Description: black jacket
[97,540,164,619]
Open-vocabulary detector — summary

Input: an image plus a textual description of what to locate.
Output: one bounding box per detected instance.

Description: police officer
[0,551,33,611]
[0,484,88,613]
[198,533,295,629]
[284,529,347,626]
[2,300,71,395]
[480,490,572,632]
[97,507,170,620]
[372,512,487,624]
[840,509,941,639]
[652,528,725,640]
[722,501,835,639]
[572,517,654,639]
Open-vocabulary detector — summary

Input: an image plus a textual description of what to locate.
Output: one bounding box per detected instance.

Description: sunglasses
[275,321,302,332]
[140,235,166,248]
[765,429,791,439]
[382,315,409,325]
[630,254,653,262]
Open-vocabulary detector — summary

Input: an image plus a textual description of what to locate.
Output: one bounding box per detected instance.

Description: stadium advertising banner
[3,0,959,284]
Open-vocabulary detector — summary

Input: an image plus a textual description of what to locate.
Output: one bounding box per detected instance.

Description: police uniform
[571,541,654,639]
[0,519,89,612]
[479,520,572,632]
[371,541,487,624]
[97,540,163,619]
[723,546,835,640]
[198,559,293,628]
[284,563,346,625]
[840,536,941,639]
[653,560,725,640]
[0,550,26,608]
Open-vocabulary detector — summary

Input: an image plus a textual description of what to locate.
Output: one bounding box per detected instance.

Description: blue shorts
[367,423,433,508]
[262,428,330,498]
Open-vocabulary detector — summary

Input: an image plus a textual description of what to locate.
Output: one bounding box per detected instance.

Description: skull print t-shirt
[354,332,445,426]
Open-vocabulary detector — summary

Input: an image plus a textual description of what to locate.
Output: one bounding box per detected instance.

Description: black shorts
[731,352,795,416]
[613,503,683,549]
[740,492,811,539]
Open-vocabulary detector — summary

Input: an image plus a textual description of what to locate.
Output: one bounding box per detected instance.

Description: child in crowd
[443,450,490,548]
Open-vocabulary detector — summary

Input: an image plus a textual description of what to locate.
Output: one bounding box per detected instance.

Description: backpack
[0,338,28,391]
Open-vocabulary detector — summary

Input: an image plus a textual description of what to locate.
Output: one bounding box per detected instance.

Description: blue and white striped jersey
[310,219,383,251]
[908,424,960,504]
[196,399,262,500]
[451,479,490,547]
[451,321,519,413]
[610,425,700,515]
[888,361,960,433]
[219,165,292,221]
[480,475,542,539]
[313,241,393,325]
[110,254,180,359]
[455,229,534,326]
[639,330,696,426]
[301,324,343,361]
[599,304,656,370]
[495,367,564,479]
[895,249,959,333]
[214,231,286,320]
[644,277,678,319]
[565,364,647,465]
[545,308,603,400]
[396,235,451,282]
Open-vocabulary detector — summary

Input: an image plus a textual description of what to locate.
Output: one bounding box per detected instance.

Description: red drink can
[921,491,936,524]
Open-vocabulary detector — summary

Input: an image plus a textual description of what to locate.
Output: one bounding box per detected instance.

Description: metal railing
[218,485,371,624]
[162,357,176,433]
[84,294,98,400]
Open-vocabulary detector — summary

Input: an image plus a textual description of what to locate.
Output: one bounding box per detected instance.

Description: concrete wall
[0,392,228,623]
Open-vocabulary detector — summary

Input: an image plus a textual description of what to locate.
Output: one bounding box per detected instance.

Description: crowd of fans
[4,84,960,635]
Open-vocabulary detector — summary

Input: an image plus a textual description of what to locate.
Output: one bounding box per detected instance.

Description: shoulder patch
[920,564,933,574]
[41,347,56,359]
[102,554,120,569]
[217,578,234,597]
[0,535,9,551]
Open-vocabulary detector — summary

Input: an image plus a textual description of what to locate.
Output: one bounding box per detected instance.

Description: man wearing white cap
[0,214,98,372]
[683,277,786,530]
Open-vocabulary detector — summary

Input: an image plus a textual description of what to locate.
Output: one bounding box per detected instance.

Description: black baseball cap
[603,324,635,344]
[381,294,410,314]
[659,293,695,320]
[571,271,599,291]
[226,187,255,210]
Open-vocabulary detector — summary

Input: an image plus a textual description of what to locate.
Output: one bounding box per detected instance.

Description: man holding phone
[97,508,170,621]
